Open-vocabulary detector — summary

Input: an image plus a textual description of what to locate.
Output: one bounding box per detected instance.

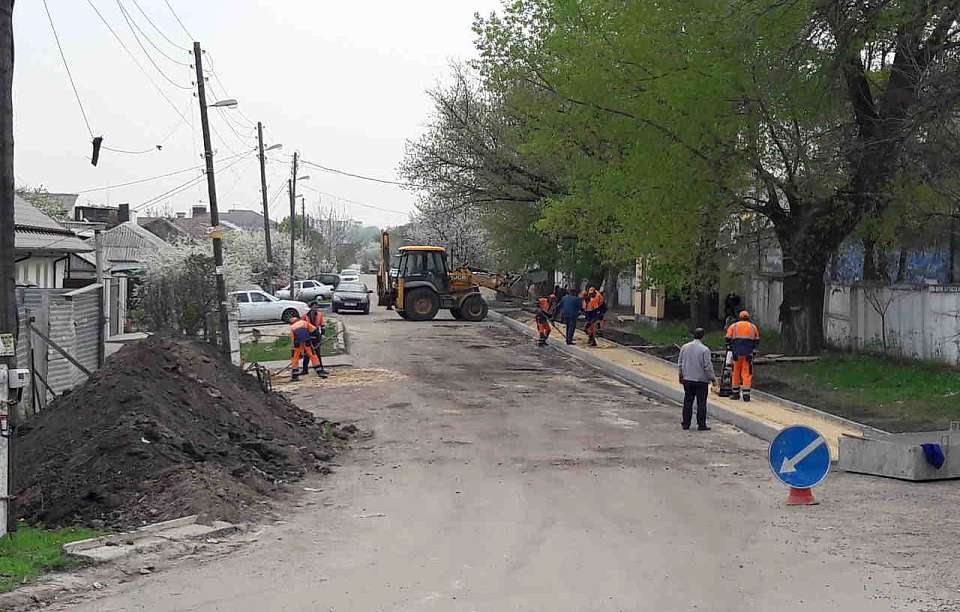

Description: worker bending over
[725,310,760,401]
[301,303,329,378]
[535,296,552,346]
[289,315,324,382]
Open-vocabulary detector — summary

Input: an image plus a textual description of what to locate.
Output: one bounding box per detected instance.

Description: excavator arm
[449,266,526,298]
[376,231,395,307]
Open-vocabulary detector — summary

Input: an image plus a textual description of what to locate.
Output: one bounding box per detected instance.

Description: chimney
[176,212,186,219]
[192,205,208,218]
[118,203,130,223]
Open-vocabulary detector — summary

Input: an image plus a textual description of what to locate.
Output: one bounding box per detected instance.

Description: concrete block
[838,430,960,481]
[63,515,238,562]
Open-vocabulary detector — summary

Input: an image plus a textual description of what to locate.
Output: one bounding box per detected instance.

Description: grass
[0,526,102,593]
[240,324,339,362]
[766,352,960,431]
[629,320,784,352]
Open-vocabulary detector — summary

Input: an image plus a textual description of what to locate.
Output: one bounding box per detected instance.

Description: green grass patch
[630,320,783,352]
[241,324,339,362]
[0,526,102,593]
[764,352,960,432]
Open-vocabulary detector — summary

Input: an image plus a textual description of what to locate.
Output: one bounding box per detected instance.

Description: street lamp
[209,98,238,109]
[265,143,283,152]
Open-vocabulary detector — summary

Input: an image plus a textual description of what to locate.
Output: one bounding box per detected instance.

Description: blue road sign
[768,425,831,489]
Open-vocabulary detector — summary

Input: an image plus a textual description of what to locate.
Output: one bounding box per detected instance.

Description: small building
[14,194,92,288]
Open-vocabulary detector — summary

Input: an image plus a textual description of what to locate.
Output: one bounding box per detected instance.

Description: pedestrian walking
[558,288,582,345]
[725,310,760,402]
[678,327,716,430]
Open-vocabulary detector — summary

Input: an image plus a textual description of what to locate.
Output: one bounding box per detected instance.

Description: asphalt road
[64,300,960,611]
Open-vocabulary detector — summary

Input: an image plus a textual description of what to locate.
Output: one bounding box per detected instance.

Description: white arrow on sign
[779,435,826,474]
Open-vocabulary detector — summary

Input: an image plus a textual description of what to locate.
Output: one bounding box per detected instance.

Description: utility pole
[301,196,306,242]
[193,41,229,355]
[257,122,273,264]
[0,0,16,535]
[289,151,298,301]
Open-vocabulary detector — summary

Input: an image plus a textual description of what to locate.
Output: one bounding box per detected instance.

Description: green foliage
[16,188,70,221]
[0,526,102,593]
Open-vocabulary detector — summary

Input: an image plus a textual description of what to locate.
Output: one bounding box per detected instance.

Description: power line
[204,53,256,127]
[42,0,93,137]
[130,0,190,52]
[86,0,193,125]
[74,148,253,193]
[116,0,190,67]
[133,150,255,211]
[299,159,412,187]
[163,0,194,40]
[113,0,192,89]
[298,184,410,216]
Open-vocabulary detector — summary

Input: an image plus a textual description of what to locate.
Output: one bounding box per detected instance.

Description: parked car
[331,282,372,314]
[275,279,334,302]
[316,273,341,289]
[338,269,360,283]
[231,290,309,323]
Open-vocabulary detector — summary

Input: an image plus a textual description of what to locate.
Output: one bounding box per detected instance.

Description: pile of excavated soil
[15,337,347,529]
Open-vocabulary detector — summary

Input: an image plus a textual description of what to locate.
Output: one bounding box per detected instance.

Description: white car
[338,269,360,283]
[231,290,309,323]
[275,280,335,302]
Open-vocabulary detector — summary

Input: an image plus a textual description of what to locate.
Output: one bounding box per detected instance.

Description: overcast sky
[14,0,501,227]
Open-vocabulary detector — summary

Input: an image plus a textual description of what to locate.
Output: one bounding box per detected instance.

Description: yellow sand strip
[514,314,862,458]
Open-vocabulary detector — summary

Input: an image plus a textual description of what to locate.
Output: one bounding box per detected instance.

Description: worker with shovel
[301,303,329,378]
[535,296,553,346]
[288,315,324,382]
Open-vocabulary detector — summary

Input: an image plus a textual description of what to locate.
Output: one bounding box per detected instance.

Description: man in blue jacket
[558,288,582,345]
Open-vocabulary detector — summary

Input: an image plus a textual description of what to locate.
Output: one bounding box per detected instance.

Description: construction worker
[725,310,760,401]
[301,303,328,378]
[288,315,323,382]
[535,296,552,346]
[583,287,603,346]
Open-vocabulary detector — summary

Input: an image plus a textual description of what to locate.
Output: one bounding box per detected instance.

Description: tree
[473,0,960,353]
[405,198,497,269]
[16,187,69,221]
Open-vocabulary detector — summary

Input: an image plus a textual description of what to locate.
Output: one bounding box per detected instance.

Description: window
[251,292,270,303]
[427,252,446,275]
[235,293,250,303]
[302,281,316,288]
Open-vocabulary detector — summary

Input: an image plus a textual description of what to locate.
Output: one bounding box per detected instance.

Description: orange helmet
[739,310,750,320]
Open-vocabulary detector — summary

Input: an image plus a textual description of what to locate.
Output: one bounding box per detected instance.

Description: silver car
[275,279,335,302]
[231,290,309,323]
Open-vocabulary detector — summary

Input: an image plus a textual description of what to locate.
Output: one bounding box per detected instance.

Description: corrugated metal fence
[15,285,103,415]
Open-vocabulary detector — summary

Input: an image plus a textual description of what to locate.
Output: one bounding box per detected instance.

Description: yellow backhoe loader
[375,231,524,321]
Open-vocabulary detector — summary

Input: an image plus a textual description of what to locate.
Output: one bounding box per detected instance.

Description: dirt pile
[15,337,346,529]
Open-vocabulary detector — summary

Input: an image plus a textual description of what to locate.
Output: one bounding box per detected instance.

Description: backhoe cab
[376,233,489,322]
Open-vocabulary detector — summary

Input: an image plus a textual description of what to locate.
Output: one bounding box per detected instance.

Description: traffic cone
[786,487,818,505]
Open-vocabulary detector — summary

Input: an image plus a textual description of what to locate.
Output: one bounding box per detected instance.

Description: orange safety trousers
[731,356,753,390]
[537,320,551,335]
[291,344,320,369]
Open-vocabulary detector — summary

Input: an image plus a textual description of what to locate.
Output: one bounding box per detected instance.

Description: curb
[63,515,239,561]
[334,318,347,354]
[490,311,781,443]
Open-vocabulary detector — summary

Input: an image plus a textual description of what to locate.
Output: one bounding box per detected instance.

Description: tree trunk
[603,265,619,308]
[776,217,835,355]
[689,291,711,326]
[862,236,888,282]
[895,248,909,283]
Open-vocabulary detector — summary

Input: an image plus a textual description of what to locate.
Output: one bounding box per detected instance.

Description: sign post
[768,425,831,505]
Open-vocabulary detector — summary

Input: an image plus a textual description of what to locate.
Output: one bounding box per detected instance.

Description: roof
[14,195,91,253]
[140,214,241,241]
[100,221,173,266]
[221,209,275,232]
[398,245,446,252]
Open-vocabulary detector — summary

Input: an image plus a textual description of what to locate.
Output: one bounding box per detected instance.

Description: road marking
[779,435,825,474]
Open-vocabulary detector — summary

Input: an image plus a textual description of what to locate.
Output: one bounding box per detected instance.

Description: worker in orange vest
[301,303,328,378]
[583,287,603,346]
[289,315,323,381]
[535,296,552,346]
[725,310,760,401]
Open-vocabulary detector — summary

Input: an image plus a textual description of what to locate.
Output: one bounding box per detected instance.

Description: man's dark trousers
[564,318,577,344]
[681,380,709,428]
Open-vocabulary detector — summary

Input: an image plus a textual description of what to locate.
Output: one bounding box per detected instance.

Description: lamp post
[193,41,238,355]
[288,162,310,301]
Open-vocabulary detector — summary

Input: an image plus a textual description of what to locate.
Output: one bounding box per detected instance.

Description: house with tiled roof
[138,206,276,244]
[14,194,92,288]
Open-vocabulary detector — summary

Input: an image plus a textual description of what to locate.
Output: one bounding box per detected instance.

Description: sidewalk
[489,310,870,459]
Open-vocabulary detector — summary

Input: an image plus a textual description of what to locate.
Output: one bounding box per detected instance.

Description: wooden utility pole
[301,196,306,242]
[257,122,273,263]
[0,0,16,535]
[193,41,230,355]
[289,151,298,300]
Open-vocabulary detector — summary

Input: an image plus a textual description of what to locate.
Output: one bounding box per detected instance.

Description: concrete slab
[63,516,237,562]
[838,426,960,481]
[489,310,866,458]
